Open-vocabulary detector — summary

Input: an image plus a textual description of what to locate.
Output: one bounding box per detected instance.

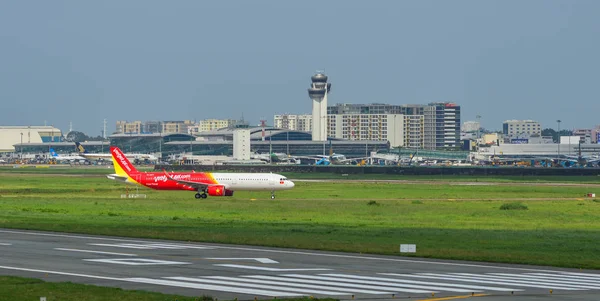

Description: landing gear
[271,190,275,199]
[195,190,208,199]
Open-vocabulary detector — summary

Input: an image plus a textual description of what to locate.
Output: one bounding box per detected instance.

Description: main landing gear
[195,190,207,199]
[271,190,275,199]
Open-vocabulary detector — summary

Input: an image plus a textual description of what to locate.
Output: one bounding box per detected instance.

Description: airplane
[107,146,294,199]
[76,142,158,162]
[251,152,297,164]
[49,148,87,162]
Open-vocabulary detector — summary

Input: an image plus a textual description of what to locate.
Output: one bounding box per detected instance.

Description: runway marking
[449,273,600,289]
[126,278,303,297]
[322,273,517,292]
[83,258,191,265]
[489,273,600,286]
[0,243,12,246]
[207,276,381,294]
[89,243,213,250]
[54,248,137,256]
[166,276,349,295]
[530,273,600,282]
[215,264,331,271]
[1,229,597,274]
[0,265,124,281]
[282,274,453,293]
[205,257,279,264]
[416,294,489,301]
[0,265,299,297]
[243,275,401,294]
[287,274,479,293]
[382,273,585,290]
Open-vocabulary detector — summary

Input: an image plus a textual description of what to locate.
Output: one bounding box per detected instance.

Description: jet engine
[207,185,234,196]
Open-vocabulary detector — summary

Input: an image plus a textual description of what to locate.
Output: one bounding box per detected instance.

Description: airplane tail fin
[110,146,139,177]
[75,142,87,153]
[49,148,58,157]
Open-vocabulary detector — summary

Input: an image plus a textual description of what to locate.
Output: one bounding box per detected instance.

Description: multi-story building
[502,120,541,138]
[328,114,404,147]
[404,115,425,148]
[424,102,461,149]
[161,120,195,134]
[274,114,312,132]
[572,128,592,144]
[462,121,480,133]
[327,103,424,115]
[144,121,162,133]
[279,102,459,149]
[115,120,143,134]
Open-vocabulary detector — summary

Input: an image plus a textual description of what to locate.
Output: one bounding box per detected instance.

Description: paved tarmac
[1,229,599,301]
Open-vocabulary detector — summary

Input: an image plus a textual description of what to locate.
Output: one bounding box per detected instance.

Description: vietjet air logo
[154,174,191,183]
[215,187,221,194]
[113,149,132,172]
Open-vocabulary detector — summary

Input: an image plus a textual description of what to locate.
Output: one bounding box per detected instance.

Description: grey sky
[1,0,598,135]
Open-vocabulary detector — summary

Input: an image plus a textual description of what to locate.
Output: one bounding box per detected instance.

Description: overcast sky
[1,0,598,135]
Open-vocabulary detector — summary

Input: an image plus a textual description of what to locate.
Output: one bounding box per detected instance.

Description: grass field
[0,172,599,269]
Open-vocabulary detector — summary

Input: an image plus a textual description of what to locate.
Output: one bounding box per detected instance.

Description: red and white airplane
[107,146,295,199]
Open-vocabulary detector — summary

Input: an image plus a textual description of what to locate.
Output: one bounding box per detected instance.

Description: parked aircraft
[107,146,294,199]
[49,148,87,162]
[76,142,158,162]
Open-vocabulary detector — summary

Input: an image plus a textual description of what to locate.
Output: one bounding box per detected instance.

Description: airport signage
[400,244,416,253]
[511,138,529,144]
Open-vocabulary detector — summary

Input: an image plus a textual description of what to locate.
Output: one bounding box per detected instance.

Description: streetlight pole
[557,119,561,157]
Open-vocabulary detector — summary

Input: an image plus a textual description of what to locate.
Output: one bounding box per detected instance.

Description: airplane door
[269,175,276,186]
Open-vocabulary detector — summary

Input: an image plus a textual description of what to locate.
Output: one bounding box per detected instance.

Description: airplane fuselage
[116,172,294,192]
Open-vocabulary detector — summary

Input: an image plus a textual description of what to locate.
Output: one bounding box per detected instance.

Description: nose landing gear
[271,190,275,199]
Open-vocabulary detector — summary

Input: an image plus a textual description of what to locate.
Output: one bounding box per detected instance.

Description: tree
[542,128,573,142]
[65,131,89,142]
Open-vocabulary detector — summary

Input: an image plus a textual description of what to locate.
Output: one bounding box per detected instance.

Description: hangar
[0,126,62,152]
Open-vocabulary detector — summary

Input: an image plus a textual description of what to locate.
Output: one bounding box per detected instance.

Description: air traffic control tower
[307,72,331,141]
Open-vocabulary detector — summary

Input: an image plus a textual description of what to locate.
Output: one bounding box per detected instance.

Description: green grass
[0,174,599,269]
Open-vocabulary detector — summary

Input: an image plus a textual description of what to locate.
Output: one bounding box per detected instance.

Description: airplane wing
[106,174,129,182]
[162,170,224,190]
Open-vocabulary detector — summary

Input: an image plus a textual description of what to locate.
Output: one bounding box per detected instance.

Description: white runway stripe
[167,277,348,296]
[529,273,600,282]
[90,243,155,249]
[208,276,357,294]
[336,274,518,292]
[278,274,435,294]
[384,273,583,290]
[54,248,137,256]
[244,275,400,294]
[128,278,303,297]
[0,243,12,246]
[214,264,331,271]
[284,273,474,293]
[449,273,597,290]
[559,272,600,278]
[491,273,600,286]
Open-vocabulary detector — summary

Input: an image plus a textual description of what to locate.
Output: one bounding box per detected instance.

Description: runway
[1,229,599,301]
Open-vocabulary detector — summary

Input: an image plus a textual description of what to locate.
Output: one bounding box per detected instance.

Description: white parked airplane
[49,148,87,162]
[76,142,158,162]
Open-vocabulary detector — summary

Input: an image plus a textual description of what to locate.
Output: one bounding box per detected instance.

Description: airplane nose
[290,181,295,188]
